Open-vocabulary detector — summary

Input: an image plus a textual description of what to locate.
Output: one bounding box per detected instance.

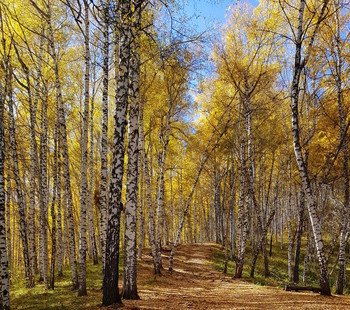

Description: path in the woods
[102,243,350,310]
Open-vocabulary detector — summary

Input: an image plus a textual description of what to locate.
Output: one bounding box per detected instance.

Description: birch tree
[99,0,110,280]
[45,0,79,290]
[0,40,10,310]
[78,0,90,297]
[102,0,131,305]
[122,0,142,299]
[285,0,331,295]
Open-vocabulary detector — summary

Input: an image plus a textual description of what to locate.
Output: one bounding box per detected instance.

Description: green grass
[11,235,350,309]
[11,254,124,310]
[210,234,348,293]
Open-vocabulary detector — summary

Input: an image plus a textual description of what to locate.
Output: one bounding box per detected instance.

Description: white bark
[0,63,10,310]
[47,2,79,289]
[100,2,109,279]
[122,0,141,298]
[102,0,131,305]
[78,0,90,296]
[289,0,330,295]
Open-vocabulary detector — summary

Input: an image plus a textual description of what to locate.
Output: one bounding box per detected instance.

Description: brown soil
[104,243,350,310]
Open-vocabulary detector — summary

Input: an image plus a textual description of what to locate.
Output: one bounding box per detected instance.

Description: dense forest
[1,0,350,309]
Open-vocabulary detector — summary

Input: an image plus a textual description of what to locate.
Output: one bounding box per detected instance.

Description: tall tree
[78,0,90,297]
[0,36,10,310]
[100,0,110,281]
[332,0,349,295]
[122,0,142,300]
[287,0,331,295]
[102,0,131,305]
[7,63,33,287]
[46,0,79,290]
[88,59,98,265]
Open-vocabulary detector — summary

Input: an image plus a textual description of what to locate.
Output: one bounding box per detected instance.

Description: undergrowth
[210,234,349,294]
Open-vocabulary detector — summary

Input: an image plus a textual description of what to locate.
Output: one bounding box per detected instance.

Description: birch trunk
[0,67,10,310]
[6,159,11,266]
[122,0,141,298]
[140,122,158,272]
[47,2,79,289]
[155,104,171,273]
[235,103,247,279]
[57,124,63,277]
[50,126,59,290]
[287,158,292,282]
[333,0,349,295]
[100,1,109,281]
[193,186,197,243]
[290,0,330,295]
[78,0,90,296]
[88,66,98,265]
[102,0,131,305]
[7,65,32,286]
[138,109,144,259]
[28,65,40,282]
[170,172,174,243]
[38,78,49,289]
[214,165,221,244]
[293,190,305,284]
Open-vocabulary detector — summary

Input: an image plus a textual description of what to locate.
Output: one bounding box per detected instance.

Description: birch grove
[3,1,350,308]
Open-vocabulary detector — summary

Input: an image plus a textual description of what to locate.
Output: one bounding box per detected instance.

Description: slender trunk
[193,186,197,243]
[6,159,11,266]
[170,172,174,243]
[50,126,59,290]
[102,0,131,305]
[39,79,49,289]
[290,0,330,295]
[100,1,109,281]
[141,128,158,273]
[0,63,10,310]
[250,208,276,278]
[293,190,305,284]
[303,225,310,284]
[199,185,203,243]
[229,152,235,259]
[235,100,248,279]
[88,67,98,266]
[28,64,40,282]
[137,103,145,259]
[122,0,141,298]
[7,65,32,286]
[47,3,79,289]
[57,124,63,277]
[155,103,171,273]
[333,0,349,295]
[287,157,292,282]
[78,1,90,296]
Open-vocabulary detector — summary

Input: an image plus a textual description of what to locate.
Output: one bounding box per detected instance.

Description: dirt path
[111,243,350,309]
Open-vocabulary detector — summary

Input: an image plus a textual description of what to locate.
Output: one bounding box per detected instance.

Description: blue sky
[182,0,259,32]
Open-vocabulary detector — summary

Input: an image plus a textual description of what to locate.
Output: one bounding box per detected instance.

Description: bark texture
[100,1,109,280]
[102,0,131,305]
[290,0,331,295]
[0,61,10,310]
[122,0,141,299]
[78,0,90,296]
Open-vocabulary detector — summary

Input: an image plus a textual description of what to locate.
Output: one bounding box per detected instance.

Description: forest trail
[114,243,350,310]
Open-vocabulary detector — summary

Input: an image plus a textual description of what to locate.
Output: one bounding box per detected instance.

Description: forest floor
[12,243,350,309]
